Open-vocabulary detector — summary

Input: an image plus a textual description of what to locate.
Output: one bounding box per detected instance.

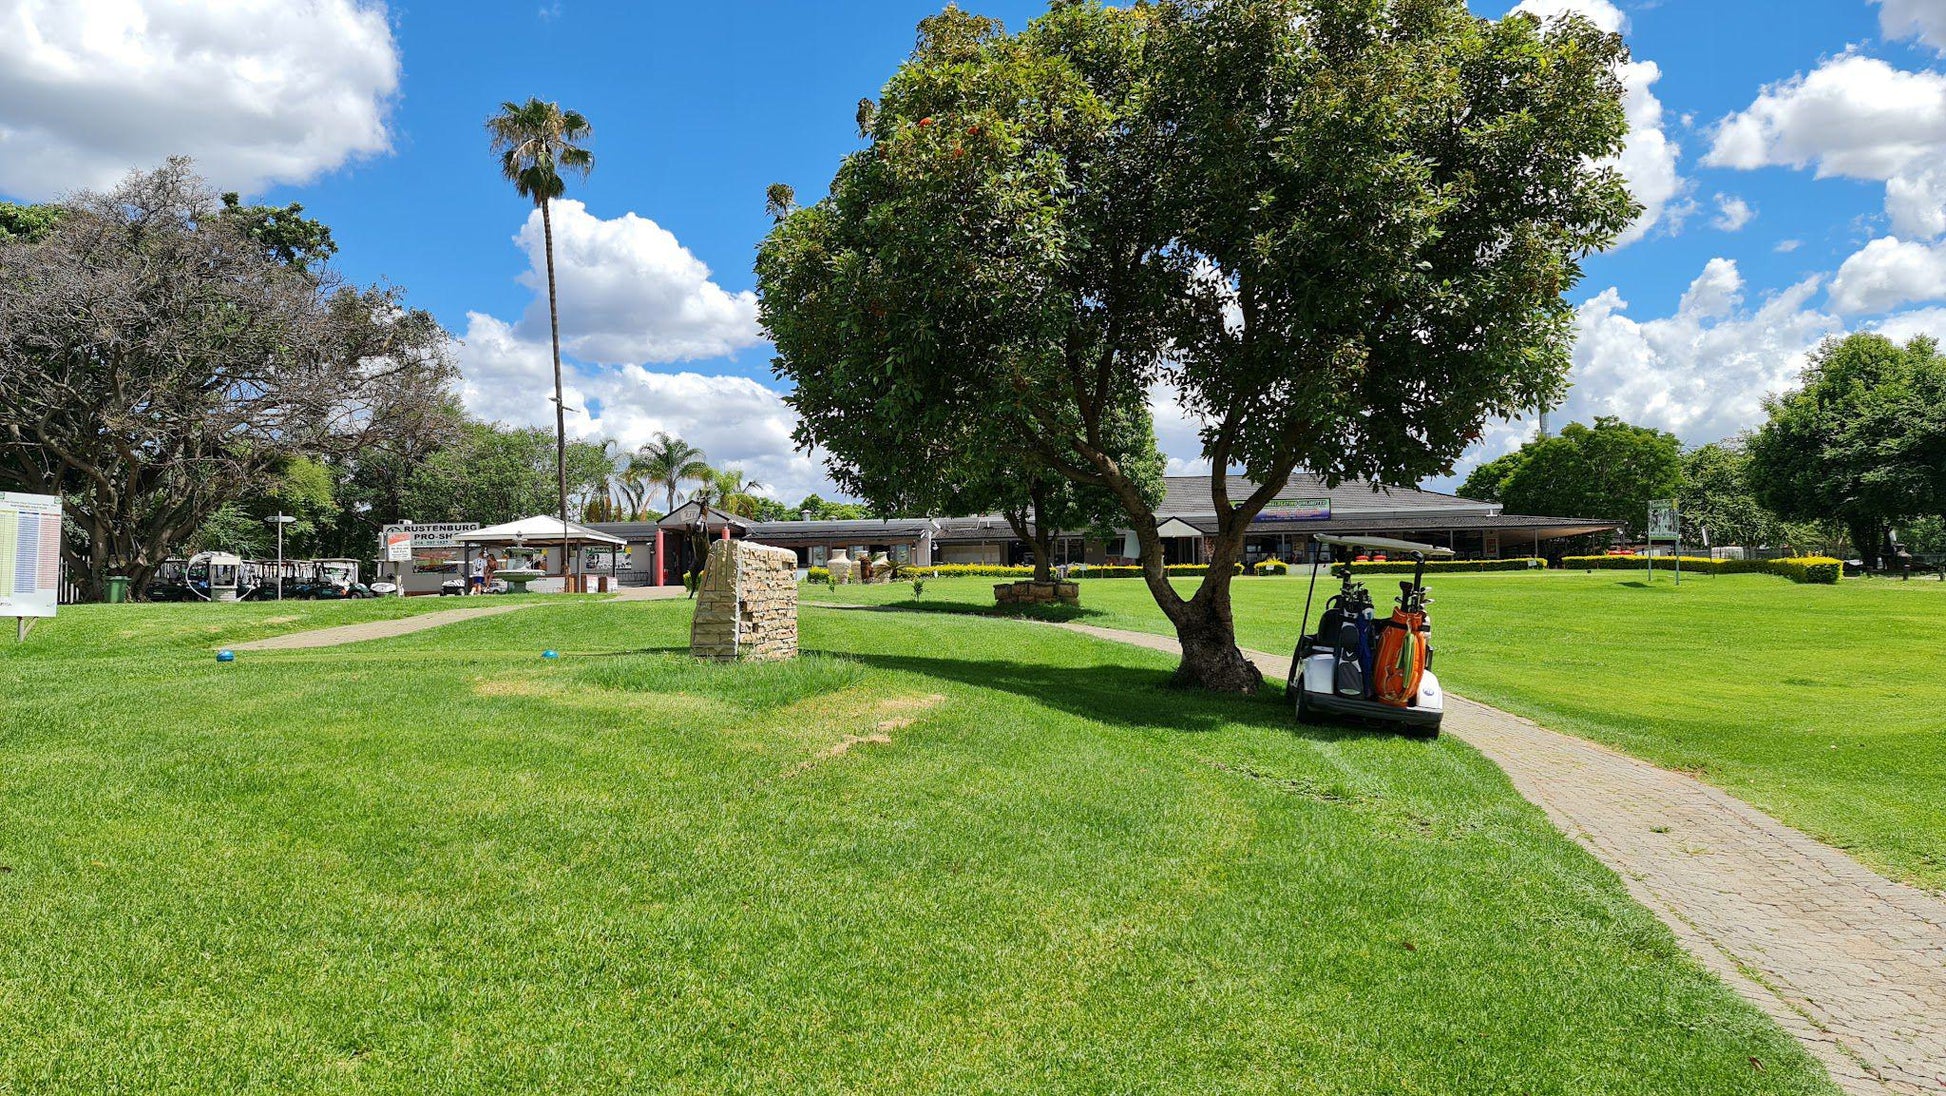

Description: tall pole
[541,196,571,588]
[275,517,285,600]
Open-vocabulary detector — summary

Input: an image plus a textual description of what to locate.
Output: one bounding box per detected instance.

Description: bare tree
[0,160,456,598]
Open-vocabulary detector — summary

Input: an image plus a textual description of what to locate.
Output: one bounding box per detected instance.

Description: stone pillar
[690,540,800,662]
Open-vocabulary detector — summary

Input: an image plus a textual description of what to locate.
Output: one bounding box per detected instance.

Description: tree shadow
[828,648,1372,742]
[814,598,1106,624]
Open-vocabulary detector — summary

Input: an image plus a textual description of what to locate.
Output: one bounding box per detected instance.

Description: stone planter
[992,580,1081,607]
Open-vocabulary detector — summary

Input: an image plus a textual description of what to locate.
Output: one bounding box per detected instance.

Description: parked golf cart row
[145,553,379,602]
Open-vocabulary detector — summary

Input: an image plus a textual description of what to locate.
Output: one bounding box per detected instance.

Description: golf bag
[1372,608,1429,707]
[1320,591,1376,698]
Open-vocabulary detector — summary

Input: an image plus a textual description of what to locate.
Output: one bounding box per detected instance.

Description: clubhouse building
[589,474,1618,588]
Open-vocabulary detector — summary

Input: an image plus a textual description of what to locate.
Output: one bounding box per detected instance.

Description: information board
[0,491,63,620]
[380,521,480,551]
[1647,499,1680,542]
[1258,497,1332,523]
[382,529,413,563]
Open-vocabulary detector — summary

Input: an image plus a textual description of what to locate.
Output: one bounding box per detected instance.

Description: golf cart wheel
[1406,718,1441,741]
[1295,686,1321,725]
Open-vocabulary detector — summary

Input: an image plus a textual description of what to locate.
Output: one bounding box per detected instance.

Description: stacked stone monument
[690,540,799,661]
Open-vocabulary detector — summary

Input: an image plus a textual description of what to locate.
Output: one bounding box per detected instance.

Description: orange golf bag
[1372,607,1429,707]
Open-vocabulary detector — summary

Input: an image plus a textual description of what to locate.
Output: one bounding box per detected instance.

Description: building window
[810,545,827,566]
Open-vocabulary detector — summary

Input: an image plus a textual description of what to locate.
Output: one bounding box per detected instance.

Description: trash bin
[104,576,129,603]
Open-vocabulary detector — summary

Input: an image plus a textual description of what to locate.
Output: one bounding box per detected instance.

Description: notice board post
[1647,499,1681,585]
[2,491,63,641]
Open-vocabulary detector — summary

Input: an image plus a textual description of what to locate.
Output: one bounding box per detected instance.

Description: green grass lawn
[1,597,1831,1093]
[813,571,1946,891]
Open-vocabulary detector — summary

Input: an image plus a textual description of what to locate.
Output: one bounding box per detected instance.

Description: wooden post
[654,529,665,586]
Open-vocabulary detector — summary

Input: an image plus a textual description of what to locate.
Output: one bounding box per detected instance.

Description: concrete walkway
[231,602,535,651]
[1049,620,1946,1096]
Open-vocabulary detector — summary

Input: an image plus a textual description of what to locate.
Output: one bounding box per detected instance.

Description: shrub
[805,566,831,584]
[901,564,1036,579]
[1253,560,1291,575]
[1560,555,1843,584]
[1343,558,1547,575]
[1071,563,1246,579]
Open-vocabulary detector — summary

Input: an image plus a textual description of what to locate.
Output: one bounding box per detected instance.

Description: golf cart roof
[1314,533,1456,557]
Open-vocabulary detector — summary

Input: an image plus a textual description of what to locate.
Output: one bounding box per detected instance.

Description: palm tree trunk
[542,197,570,581]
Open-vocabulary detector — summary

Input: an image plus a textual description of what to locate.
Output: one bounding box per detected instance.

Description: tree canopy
[0,160,455,598]
[758,0,1636,691]
[1480,418,1684,539]
[1748,332,1946,566]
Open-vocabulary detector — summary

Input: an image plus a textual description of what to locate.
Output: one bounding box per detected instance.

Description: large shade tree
[1748,332,1946,567]
[0,160,455,599]
[758,0,1636,691]
[1493,417,1684,539]
[487,97,594,577]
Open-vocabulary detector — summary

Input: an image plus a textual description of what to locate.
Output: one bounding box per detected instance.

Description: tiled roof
[1157,473,1496,518]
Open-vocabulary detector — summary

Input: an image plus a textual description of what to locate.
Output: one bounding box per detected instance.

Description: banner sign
[382,529,413,563]
[380,522,480,551]
[1258,497,1332,523]
[1647,499,1680,542]
[1,491,63,619]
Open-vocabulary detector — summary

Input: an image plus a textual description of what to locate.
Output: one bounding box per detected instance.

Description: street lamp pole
[264,514,297,600]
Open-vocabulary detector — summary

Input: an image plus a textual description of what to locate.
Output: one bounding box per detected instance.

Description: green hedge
[902,564,1036,579]
[806,566,831,583]
[1561,555,1842,584]
[1073,563,1247,579]
[1343,558,1546,575]
[1253,560,1290,575]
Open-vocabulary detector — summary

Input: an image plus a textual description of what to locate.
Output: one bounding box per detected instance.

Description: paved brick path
[231,602,535,650]
[1050,620,1946,1095]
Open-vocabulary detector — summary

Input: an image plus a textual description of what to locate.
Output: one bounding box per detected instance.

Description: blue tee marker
[541,650,559,660]
[216,650,236,663]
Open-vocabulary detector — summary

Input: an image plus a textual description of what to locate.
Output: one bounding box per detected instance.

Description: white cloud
[1510,1,1683,247]
[1875,0,1946,53]
[1871,306,1946,343]
[1706,54,1946,239]
[1437,254,1946,492]
[1775,239,1803,253]
[511,199,762,365]
[456,313,832,505]
[1557,259,1843,443]
[1829,236,1946,314]
[0,0,398,199]
[1510,0,1625,34]
[1712,194,1756,232]
[1149,383,1213,477]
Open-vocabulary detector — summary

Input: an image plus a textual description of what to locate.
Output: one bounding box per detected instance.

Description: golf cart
[313,558,374,599]
[1289,534,1454,738]
[145,557,194,601]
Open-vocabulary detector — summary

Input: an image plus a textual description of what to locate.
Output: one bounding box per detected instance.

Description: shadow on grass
[833,649,1371,741]
[813,598,1106,624]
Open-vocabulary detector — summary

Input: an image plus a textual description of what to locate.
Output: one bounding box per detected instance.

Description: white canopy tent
[451,515,626,549]
[451,516,627,588]
[1121,517,1204,560]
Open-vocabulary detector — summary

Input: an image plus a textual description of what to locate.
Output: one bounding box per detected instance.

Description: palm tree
[632,432,711,515]
[701,466,766,518]
[487,97,593,576]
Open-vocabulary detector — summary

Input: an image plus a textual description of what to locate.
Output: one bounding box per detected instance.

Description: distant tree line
[1460,332,1946,567]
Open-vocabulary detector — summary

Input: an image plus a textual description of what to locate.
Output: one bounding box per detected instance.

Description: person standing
[469,553,487,595]
[484,552,499,595]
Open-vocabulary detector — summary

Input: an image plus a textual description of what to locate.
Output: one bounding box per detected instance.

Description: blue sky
[4,0,1944,501]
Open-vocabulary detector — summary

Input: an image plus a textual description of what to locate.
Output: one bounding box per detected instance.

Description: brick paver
[1050,620,1946,1095]
[230,602,534,650]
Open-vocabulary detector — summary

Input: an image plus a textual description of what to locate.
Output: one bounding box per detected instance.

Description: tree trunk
[1168,598,1265,693]
[542,198,570,579]
[1848,517,1884,570]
